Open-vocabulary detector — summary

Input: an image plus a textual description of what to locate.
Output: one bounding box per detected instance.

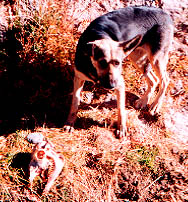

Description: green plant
[126,146,159,171]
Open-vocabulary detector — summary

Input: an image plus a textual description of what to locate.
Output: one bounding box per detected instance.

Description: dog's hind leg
[128,48,159,110]
[149,53,169,115]
[149,23,173,115]
[136,67,159,110]
[64,75,85,132]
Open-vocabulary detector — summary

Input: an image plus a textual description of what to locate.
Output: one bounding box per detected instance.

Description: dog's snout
[99,74,117,89]
[109,77,117,89]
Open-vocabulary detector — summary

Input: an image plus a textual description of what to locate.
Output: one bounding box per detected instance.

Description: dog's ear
[119,35,143,55]
[85,42,104,60]
[84,42,95,56]
[85,41,99,57]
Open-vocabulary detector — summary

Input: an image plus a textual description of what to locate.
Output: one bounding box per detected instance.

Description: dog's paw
[42,189,48,196]
[149,103,159,116]
[115,130,124,139]
[115,126,127,139]
[63,124,74,133]
[135,98,148,110]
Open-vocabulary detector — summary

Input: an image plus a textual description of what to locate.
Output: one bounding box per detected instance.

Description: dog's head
[87,35,142,89]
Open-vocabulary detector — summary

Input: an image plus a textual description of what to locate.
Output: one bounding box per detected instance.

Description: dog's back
[75,6,173,80]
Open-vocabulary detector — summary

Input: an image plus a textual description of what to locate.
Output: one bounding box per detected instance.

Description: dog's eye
[111,60,120,66]
[99,59,108,69]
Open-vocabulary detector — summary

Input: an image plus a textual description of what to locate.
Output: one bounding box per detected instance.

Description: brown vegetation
[0,0,187,201]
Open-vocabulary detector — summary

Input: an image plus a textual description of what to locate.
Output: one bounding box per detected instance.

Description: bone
[28,133,64,195]
[27,132,44,144]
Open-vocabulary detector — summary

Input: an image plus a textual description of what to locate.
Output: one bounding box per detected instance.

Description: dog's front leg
[115,75,127,138]
[64,75,85,132]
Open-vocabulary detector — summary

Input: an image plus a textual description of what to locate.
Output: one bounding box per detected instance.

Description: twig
[140,175,162,198]
[170,192,177,202]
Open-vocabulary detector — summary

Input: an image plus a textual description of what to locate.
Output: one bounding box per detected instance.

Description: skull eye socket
[99,59,108,69]
[37,150,45,159]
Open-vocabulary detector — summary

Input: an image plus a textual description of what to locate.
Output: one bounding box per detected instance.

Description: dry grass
[0,0,187,201]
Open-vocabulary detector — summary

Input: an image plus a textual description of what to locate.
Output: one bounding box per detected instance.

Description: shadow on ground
[0,28,159,135]
[0,28,74,135]
[10,152,31,184]
[78,90,159,129]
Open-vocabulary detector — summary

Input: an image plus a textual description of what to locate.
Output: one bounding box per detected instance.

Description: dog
[64,6,174,138]
[28,135,64,195]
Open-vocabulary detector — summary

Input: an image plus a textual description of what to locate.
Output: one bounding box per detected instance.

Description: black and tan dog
[64,6,173,138]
